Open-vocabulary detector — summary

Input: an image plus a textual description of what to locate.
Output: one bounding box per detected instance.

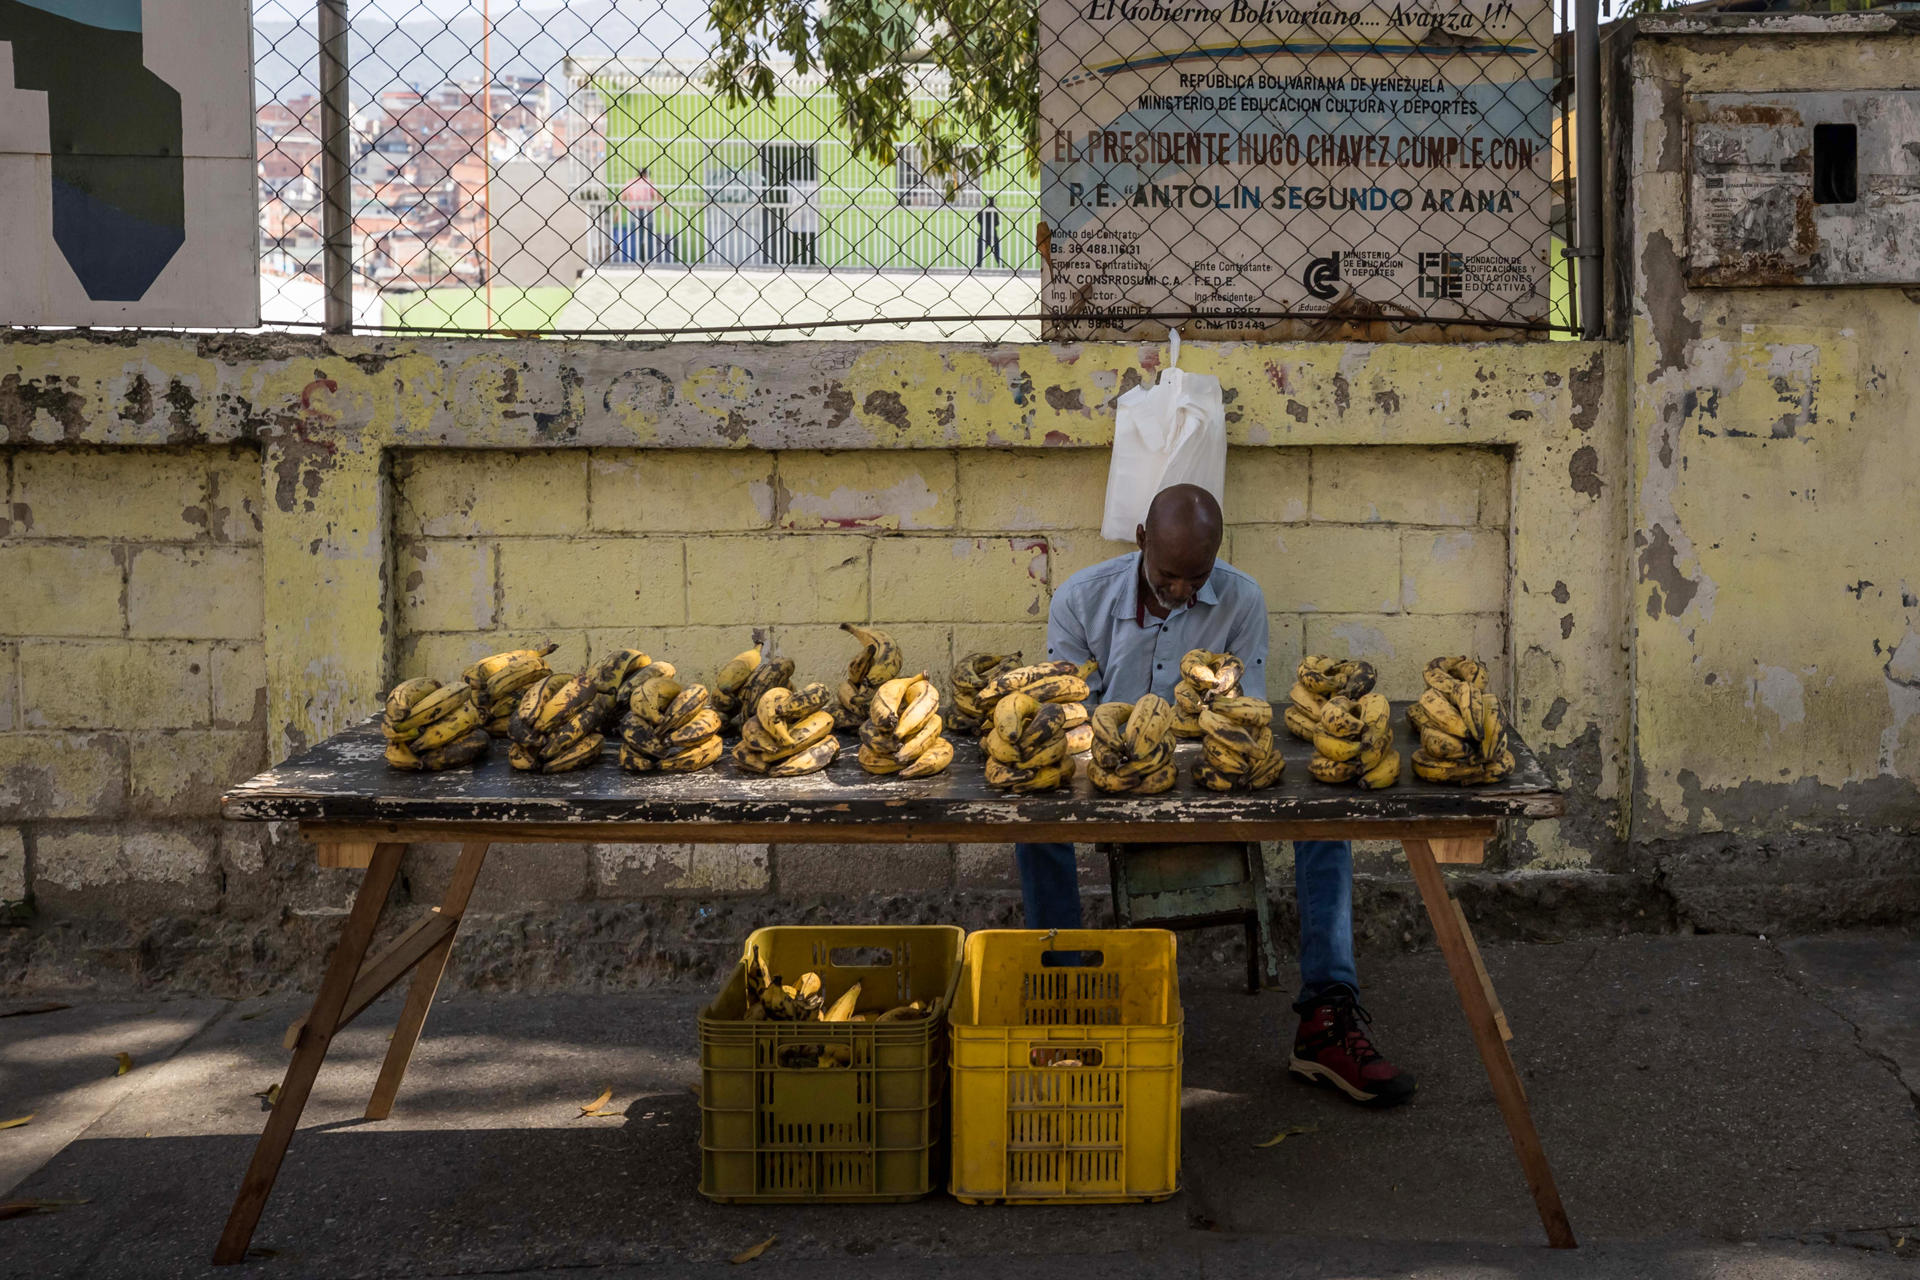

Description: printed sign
[0,0,259,326]
[1039,0,1555,340]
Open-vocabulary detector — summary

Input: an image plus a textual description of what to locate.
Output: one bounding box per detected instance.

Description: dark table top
[222,702,1564,837]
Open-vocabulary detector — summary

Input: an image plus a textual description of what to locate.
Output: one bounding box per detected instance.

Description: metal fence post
[318,0,352,333]
[1575,0,1603,339]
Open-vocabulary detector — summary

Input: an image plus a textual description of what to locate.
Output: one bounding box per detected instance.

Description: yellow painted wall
[0,334,1623,940]
[1623,20,1920,926]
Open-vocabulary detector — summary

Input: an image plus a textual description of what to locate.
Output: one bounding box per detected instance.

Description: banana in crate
[1171,649,1244,738]
[856,672,955,778]
[506,647,649,773]
[734,681,842,776]
[1408,656,1514,784]
[462,643,558,737]
[949,650,1021,734]
[381,678,491,771]
[1086,693,1178,794]
[982,692,1077,793]
[1192,696,1287,791]
[618,672,725,774]
[739,945,928,1045]
[834,623,904,729]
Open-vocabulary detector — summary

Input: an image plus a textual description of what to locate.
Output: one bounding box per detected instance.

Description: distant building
[561,57,1039,274]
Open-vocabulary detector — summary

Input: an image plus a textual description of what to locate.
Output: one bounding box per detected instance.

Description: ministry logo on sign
[1301,253,1341,300]
[1417,252,1464,300]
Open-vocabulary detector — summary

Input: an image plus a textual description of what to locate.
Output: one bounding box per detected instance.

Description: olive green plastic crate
[698,924,964,1203]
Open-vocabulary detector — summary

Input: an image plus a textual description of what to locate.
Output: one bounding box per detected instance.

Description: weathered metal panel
[1687,91,1920,287]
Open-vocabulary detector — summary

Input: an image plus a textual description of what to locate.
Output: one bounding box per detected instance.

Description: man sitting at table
[1019,483,1416,1107]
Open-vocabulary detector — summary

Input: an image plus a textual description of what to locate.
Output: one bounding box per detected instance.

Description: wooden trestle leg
[1401,837,1576,1249]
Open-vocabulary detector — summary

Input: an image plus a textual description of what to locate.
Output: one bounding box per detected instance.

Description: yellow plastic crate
[698,924,964,1203]
[949,929,1182,1204]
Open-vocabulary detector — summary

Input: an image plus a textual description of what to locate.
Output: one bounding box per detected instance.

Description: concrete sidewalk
[1,934,1916,1279]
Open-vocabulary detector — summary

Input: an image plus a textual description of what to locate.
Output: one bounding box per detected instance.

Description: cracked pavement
[1,933,1916,1279]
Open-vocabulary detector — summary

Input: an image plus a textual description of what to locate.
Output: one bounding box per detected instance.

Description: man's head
[1135,483,1223,610]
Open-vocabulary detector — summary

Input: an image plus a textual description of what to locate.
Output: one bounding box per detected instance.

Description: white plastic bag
[1100,330,1227,541]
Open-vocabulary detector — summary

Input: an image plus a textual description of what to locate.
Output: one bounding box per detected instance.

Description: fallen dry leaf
[730,1235,776,1264]
[578,1087,615,1117]
[1253,1123,1319,1149]
[0,1115,32,1131]
[254,1084,281,1108]
[114,1052,133,1076]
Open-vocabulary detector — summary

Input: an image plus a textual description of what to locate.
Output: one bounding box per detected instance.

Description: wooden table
[212,705,1572,1262]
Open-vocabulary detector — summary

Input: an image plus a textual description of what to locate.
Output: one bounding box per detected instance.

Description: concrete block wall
[0,446,268,916]
[390,444,1510,902]
[0,331,1631,995]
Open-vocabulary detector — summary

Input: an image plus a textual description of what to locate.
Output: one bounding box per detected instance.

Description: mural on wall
[0,0,258,325]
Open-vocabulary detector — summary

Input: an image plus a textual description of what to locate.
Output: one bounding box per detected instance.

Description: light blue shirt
[1045,552,1269,704]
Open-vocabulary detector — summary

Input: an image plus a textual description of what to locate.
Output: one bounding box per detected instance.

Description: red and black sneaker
[1288,989,1417,1108]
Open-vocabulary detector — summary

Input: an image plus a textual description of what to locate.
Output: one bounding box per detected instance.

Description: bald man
[1017,483,1416,1107]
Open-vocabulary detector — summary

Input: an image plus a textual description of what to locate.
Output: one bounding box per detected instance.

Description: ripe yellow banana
[1313,731,1363,762]
[655,736,723,773]
[1283,705,1322,741]
[1319,698,1365,738]
[715,646,763,694]
[767,737,840,777]
[1310,754,1363,783]
[1357,750,1402,789]
[1418,688,1470,737]
[900,737,954,778]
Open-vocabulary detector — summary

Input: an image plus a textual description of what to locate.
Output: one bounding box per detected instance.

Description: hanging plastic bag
[1100,330,1227,542]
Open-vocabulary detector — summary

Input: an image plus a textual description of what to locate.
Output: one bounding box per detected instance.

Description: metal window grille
[240,0,1593,339]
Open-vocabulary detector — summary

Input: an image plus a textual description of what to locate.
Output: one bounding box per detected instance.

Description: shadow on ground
[2,935,1916,1279]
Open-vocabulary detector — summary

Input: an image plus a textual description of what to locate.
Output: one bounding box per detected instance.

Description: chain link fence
[251,0,1582,340]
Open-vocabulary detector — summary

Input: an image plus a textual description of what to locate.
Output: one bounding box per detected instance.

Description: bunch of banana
[1308,691,1400,789]
[617,674,725,773]
[382,678,490,771]
[856,672,955,778]
[1172,649,1245,738]
[733,681,841,776]
[505,648,649,773]
[1284,655,1379,742]
[1408,655,1513,784]
[1086,694,1178,794]
[1192,695,1286,791]
[461,643,559,737]
[707,645,762,724]
[982,692,1077,792]
[950,651,1022,733]
[972,659,1094,740]
[835,623,904,728]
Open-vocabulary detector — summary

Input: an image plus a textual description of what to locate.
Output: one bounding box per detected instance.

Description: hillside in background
[253,0,716,106]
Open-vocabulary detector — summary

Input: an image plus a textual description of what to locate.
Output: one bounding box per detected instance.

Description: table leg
[213,841,407,1265]
[1402,838,1576,1249]
[365,841,489,1120]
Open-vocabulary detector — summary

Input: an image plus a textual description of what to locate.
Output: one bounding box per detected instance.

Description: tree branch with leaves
[706,0,1039,188]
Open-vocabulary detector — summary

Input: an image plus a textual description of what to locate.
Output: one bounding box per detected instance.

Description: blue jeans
[1014,841,1358,1007]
